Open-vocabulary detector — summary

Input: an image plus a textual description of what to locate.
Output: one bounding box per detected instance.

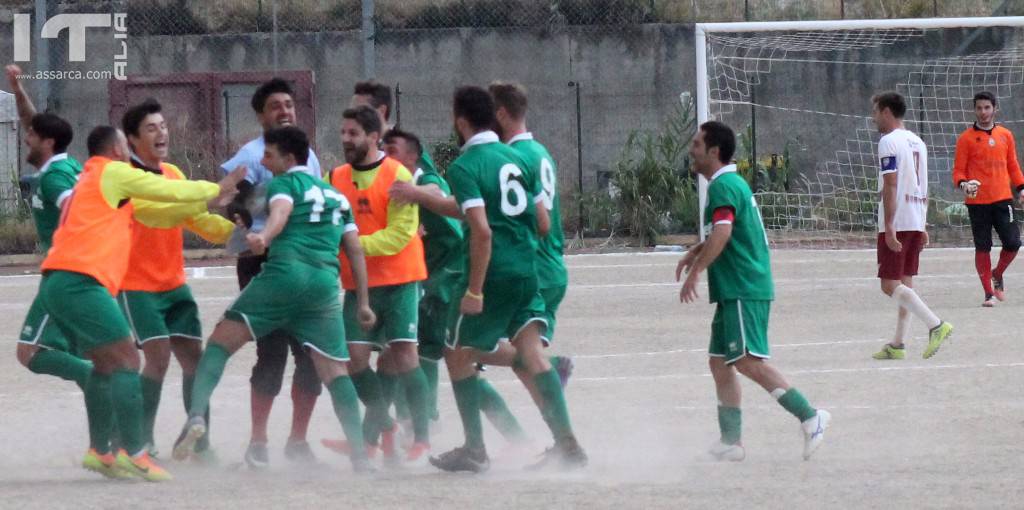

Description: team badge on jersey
[989,138,996,147]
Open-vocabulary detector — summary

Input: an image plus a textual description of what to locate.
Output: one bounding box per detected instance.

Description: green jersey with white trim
[447,131,539,280]
[30,154,82,251]
[266,167,354,268]
[703,166,774,303]
[510,134,568,288]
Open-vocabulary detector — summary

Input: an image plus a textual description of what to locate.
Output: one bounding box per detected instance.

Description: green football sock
[421,359,440,420]
[350,368,388,445]
[533,369,574,442]
[452,375,485,450]
[717,406,742,445]
[189,343,230,418]
[84,370,114,454]
[27,349,92,390]
[327,375,366,459]
[479,378,526,441]
[776,388,817,422]
[399,367,430,443]
[140,375,162,447]
[182,373,211,451]
[110,369,145,455]
[393,377,410,421]
[378,370,398,412]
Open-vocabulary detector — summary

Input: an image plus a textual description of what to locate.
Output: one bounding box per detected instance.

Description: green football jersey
[703,167,774,303]
[30,154,82,252]
[266,167,354,269]
[415,166,464,273]
[510,134,568,288]
[447,131,539,280]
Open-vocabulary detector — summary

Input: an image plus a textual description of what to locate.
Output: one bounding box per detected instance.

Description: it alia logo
[12,13,128,80]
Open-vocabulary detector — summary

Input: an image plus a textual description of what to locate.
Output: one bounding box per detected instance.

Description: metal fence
[0,0,1021,242]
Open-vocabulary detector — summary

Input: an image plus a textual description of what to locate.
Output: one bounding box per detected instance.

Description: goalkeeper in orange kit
[953,91,1024,307]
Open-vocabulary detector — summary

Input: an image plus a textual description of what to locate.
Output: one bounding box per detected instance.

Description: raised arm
[6,64,37,129]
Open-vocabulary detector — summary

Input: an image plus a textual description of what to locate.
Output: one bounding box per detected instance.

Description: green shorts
[18,292,73,354]
[709,299,771,365]
[343,282,420,350]
[28,270,131,355]
[418,293,453,361]
[423,257,465,304]
[226,261,348,361]
[118,284,202,346]
[538,285,567,345]
[448,276,547,353]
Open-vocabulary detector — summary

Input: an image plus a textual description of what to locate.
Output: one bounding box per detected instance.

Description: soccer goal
[695,16,1024,247]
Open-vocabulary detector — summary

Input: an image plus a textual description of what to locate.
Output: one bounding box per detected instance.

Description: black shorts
[967,201,1021,252]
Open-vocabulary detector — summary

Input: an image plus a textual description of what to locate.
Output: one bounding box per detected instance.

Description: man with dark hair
[952,91,1024,307]
[6,63,94,429]
[352,81,394,124]
[384,128,533,448]
[20,123,245,480]
[869,92,953,361]
[172,126,376,474]
[321,105,433,464]
[117,98,235,458]
[678,121,830,462]
[220,77,324,468]
[429,86,585,473]
[489,81,574,386]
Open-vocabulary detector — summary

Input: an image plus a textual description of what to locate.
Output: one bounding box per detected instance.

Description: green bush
[0,217,38,255]
[611,93,697,246]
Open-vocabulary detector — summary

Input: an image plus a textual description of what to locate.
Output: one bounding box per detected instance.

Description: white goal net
[696,17,1024,247]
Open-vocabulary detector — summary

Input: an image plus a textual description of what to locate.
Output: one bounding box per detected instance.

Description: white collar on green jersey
[709,164,737,183]
[39,152,69,173]
[462,130,500,151]
[286,165,310,174]
[508,132,534,144]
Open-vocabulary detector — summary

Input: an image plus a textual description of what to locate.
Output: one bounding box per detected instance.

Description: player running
[490,81,574,383]
[172,126,376,473]
[383,128,532,447]
[221,78,325,468]
[678,121,830,462]
[429,86,586,473]
[24,125,243,481]
[118,99,235,458]
[7,64,92,392]
[952,91,1024,307]
[867,92,954,361]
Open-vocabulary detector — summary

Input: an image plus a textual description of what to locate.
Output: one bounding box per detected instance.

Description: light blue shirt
[220,135,322,255]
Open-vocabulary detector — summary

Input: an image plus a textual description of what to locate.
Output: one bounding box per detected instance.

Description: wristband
[465,289,484,300]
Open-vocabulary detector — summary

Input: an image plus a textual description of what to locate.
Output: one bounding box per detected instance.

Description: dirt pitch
[0,248,1020,509]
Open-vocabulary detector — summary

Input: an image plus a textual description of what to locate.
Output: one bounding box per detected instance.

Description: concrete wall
[1,22,1022,217]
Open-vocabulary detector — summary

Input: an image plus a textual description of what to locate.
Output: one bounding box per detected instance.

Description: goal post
[694,16,1024,244]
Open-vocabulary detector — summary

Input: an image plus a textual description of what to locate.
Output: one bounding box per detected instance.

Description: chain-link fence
[0,0,1021,252]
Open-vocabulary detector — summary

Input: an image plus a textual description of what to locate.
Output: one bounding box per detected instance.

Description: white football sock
[892,306,911,345]
[891,285,941,330]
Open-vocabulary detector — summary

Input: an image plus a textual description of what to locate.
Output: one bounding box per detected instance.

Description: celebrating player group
[8,65,582,480]
[6,53,1008,480]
